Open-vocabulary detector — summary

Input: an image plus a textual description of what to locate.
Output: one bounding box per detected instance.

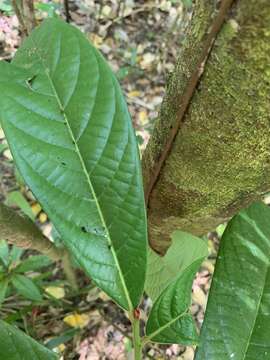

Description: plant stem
[130,312,142,360]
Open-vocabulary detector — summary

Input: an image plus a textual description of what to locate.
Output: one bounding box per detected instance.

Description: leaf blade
[0,320,58,360]
[15,255,52,273]
[145,259,204,345]
[145,230,208,301]
[0,18,147,310]
[195,202,270,360]
[11,274,42,301]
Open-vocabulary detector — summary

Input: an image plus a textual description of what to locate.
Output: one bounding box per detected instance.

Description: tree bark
[143,0,270,253]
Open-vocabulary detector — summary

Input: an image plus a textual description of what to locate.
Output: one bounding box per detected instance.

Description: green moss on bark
[142,0,218,192]
[144,0,270,253]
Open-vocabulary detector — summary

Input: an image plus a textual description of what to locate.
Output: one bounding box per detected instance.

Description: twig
[22,0,36,34]
[11,0,27,37]
[63,0,71,23]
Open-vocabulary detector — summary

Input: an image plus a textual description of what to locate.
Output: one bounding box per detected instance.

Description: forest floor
[0,1,218,359]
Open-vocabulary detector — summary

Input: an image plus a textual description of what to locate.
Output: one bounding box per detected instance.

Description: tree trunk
[143,0,270,254]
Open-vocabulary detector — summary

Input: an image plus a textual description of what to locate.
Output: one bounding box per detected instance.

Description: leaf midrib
[29,35,133,311]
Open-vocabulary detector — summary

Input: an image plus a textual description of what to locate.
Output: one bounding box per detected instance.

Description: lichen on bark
[143,0,270,253]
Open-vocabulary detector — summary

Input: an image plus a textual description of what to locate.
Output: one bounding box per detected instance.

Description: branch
[0,203,78,289]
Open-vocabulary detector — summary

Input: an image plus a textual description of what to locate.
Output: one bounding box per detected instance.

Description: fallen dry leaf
[45,286,65,299]
[64,312,90,329]
[31,203,42,217]
[3,149,12,160]
[39,212,48,223]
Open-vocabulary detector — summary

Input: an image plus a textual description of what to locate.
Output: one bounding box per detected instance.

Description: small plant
[0,240,52,304]
[0,16,270,360]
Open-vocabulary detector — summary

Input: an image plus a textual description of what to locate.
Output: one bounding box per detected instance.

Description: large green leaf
[145,259,203,345]
[145,230,208,301]
[0,320,58,360]
[0,18,147,310]
[195,202,270,360]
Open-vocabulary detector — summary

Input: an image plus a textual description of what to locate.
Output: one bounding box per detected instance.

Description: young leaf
[0,240,9,267]
[195,202,270,360]
[145,259,203,345]
[16,255,52,273]
[0,279,9,305]
[0,18,147,310]
[11,274,42,301]
[145,230,208,301]
[0,320,57,360]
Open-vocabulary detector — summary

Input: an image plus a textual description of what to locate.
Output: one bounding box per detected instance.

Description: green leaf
[0,320,58,360]
[0,18,147,310]
[11,274,42,301]
[216,223,227,237]
[145,230,208,301]
[45,328,79,350]
[16,255,52,273]
[195,202,270,360]
[145,259,203,345]
[0,240,9,267]
[0,0,13,14]
[35,1,60,17]
[6,191,35,220]
[181,0,193,7]
[0,278,9,305]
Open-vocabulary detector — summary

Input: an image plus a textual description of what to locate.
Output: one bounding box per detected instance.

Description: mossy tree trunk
[143,0,270,254]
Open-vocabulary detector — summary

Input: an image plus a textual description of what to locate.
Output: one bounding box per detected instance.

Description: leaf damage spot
[25,75,37,90]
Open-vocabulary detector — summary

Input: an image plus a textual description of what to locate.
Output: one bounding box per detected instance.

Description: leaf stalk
[130,311,142,360]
